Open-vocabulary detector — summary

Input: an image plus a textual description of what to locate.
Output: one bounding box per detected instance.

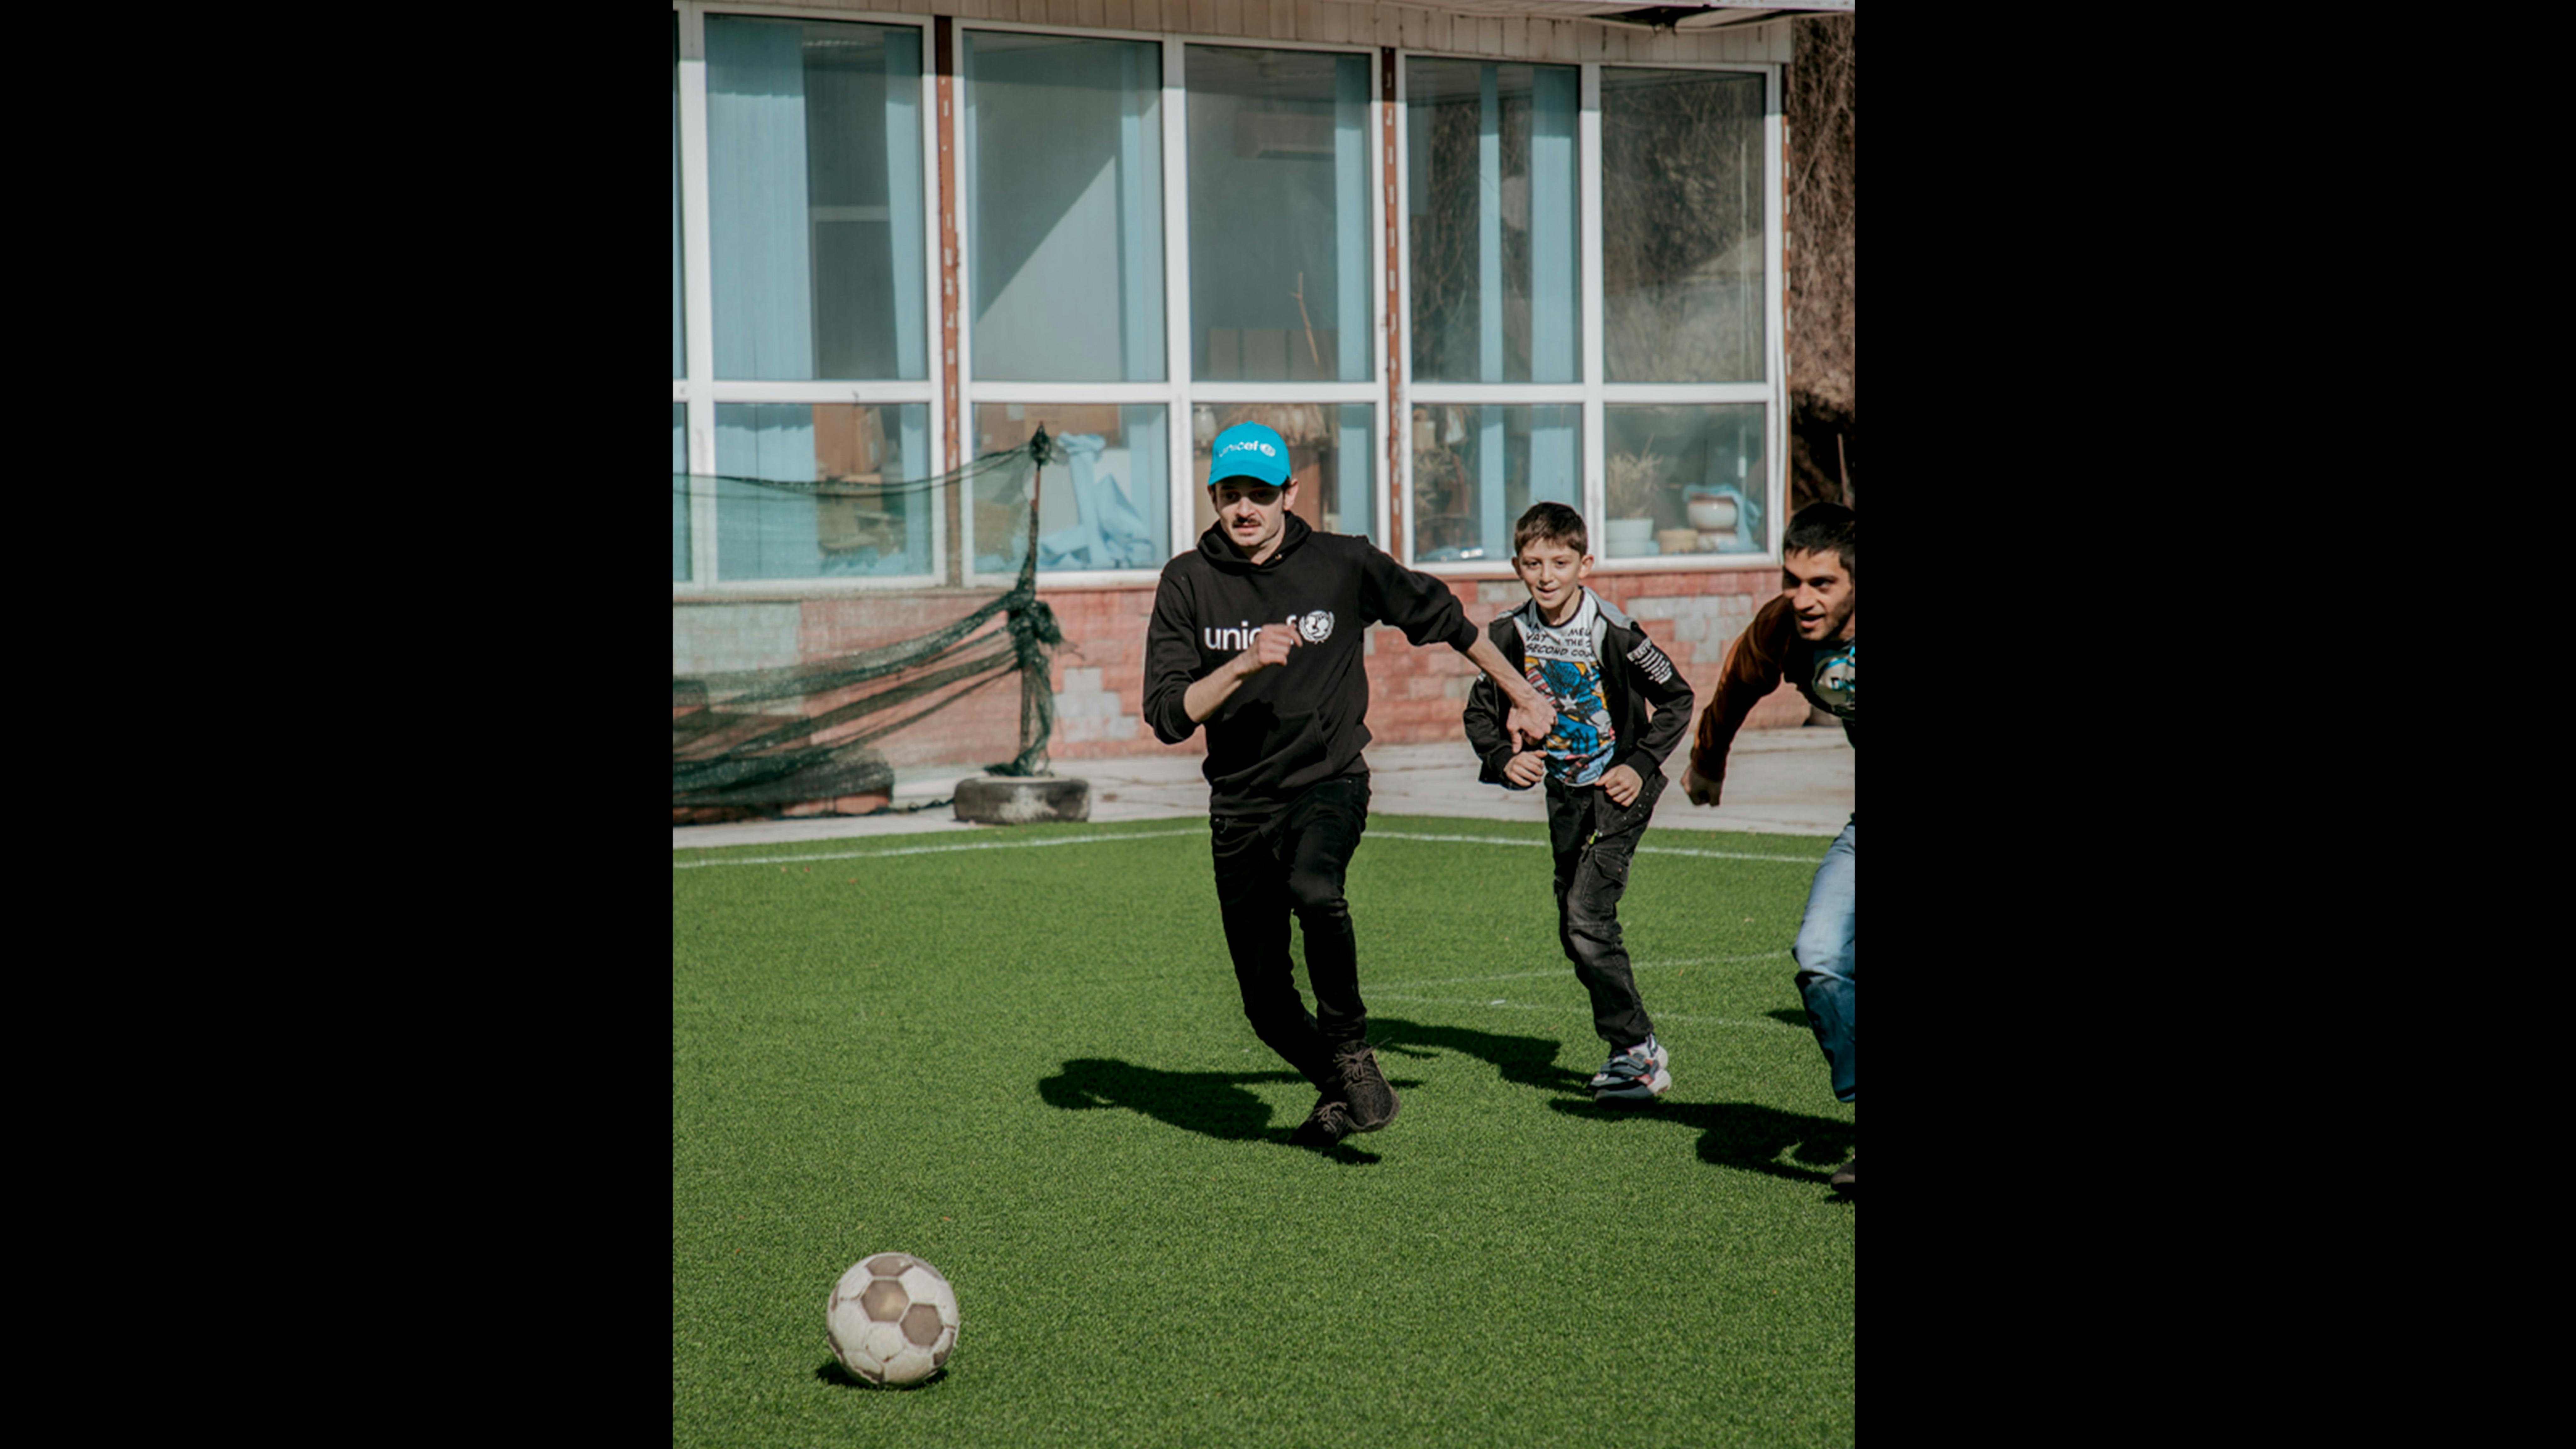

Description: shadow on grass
[1035,1058,1385,1163]
[1364,1016,1591,1097]
[1364,1016,1850,1196]
[814,1359,947,1390]
[1033,1023,1849,1184]
[1557,1096,1854,1194]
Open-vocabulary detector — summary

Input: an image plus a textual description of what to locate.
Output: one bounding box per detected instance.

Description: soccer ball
[825,1253,959,1386]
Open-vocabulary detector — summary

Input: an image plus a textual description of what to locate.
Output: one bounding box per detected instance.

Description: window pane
[1189,404,1374,544]
[1602,69,1766,383]
[1601,404,1767,558]
[673,404,691,581]
[714,403,935,580]
[1408,403,1579,562]
[1405,59,1579,385]
[1187,47,1372,383]
[966,34,1164,382]
[706,17,927,381]
[970,404,1169,573]
[674,15,685,381]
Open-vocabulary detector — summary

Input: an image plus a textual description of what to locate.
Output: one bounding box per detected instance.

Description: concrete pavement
[672,724,1852,851]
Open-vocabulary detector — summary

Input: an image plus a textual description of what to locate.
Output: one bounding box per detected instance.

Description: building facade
[673,1,1843,777]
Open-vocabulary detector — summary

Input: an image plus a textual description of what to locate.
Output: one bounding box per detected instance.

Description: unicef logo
[1297,610,1335,644]
[1219,439,1278,460]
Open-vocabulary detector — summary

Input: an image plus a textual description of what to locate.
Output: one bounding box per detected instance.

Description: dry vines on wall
[1787,13,1855,513]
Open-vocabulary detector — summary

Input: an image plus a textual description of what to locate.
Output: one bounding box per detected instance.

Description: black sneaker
[1289,1096,1352,1148]
[1332,1042,1401,1132]
[1828,1156,1855,1190]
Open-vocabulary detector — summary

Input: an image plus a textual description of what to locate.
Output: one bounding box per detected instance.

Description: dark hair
[1513,501,1588,557]
[1783,502,1856,576]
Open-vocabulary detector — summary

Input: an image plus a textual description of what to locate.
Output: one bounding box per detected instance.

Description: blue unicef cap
[1207,422,1291,489]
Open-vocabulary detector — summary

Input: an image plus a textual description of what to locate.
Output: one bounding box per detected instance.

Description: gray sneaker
[1591,1034,1671,1102]
[1828,1155,1854,1190]
[1332,1042,1401,1132]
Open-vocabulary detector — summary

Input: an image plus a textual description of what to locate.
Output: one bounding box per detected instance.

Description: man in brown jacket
[1680,502,1855,1190]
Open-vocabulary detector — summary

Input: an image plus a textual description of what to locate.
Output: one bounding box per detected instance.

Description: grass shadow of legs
[1548,1097,1854,1193]
[1365,1016,1592,1098]
[1036,1057,1383,1162]
[1038,1058,1298,1142]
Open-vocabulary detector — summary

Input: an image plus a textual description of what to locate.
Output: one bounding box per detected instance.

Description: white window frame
[674,2,947,597]
[1397,52,1785,578]
[675,10,1789,593]
[1167,39,1392,556]
[955,27,1390,589]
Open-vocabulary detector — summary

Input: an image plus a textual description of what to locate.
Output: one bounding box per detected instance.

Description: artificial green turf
[674,813,1853,1448]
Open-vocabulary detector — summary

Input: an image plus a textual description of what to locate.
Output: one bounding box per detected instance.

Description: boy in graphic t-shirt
[1463,503,1698,1103]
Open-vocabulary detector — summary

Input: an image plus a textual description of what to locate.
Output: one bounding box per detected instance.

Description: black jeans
[1546,770,1665,1048]
[1209,773,1371,1092]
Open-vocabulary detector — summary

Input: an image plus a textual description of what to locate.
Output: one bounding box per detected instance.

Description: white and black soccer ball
[825,1252,960,1386]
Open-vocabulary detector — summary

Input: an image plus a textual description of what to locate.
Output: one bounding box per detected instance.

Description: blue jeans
[1791,814,1854,1103]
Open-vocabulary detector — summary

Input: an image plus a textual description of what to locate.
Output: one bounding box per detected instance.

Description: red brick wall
[1032,565,1807,761]
[1037,585,1180,760]
[792,593,1026,773]
[680,567,1808,780]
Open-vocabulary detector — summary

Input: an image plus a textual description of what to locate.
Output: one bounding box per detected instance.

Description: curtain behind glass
[967,404,1169,574]
[1602,68,1767,383]
[707,17,927,382]
[715,404,818,578]
[673,404,691,581]
[1186,47,1371,382]
[674,16,685,380]
[966,33,1165,382]
[715,403,935,580]
[1405,60,1578,385]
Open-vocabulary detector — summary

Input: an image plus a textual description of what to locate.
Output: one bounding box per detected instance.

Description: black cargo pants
[1209,772,1371,1093]
[1546,769,1665,1048]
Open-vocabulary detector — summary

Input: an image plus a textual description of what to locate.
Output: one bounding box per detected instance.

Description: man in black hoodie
[1144,422,1549,1149]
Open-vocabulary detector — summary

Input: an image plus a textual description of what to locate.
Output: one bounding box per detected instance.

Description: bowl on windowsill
[1685,494,1740,532]
[1603,517,1657,555]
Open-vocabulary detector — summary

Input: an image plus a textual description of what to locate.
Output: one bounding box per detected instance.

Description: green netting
[672,430,1064,820]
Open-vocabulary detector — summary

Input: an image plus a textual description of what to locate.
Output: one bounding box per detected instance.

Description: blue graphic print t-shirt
[1807,636,1853,717]
[1522,591,1617,786]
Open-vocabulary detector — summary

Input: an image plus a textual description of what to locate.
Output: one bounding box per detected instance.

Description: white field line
[671,828,1201,869]
[674,829,1823,871]
[1370,830,1823,864]
[675,834,1805,1031]
[1375,952,1788,991]
[1368,992,1802,1033]
[1374,952,1803,1031]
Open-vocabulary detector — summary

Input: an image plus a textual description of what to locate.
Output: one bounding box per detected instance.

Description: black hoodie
[1144,514,1479,815]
